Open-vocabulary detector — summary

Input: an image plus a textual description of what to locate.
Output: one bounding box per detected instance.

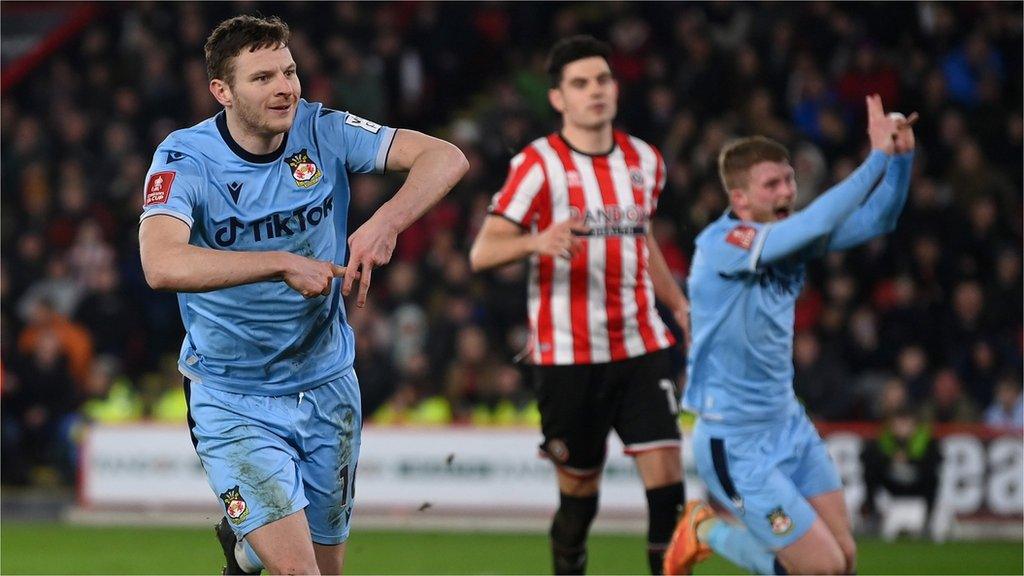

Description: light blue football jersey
[683,211,809,429]
[140,99,395,395]
[682,150,909,431]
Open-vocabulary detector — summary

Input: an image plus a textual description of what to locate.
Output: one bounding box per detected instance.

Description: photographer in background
[860,407,943,520]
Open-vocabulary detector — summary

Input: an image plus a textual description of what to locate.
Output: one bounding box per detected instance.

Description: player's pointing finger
[356,261,373,308]
[342,261,359,296]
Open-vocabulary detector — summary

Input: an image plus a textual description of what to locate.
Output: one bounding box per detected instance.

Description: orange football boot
[662,500,715,575]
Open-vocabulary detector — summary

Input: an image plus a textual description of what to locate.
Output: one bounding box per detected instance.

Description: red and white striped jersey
[489,131,676,366]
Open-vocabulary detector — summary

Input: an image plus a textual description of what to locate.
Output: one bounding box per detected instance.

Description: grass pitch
[1,523,1021,574]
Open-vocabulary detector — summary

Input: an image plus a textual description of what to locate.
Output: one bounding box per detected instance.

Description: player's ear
[728,187,749,210]
[548,88,565,114]
[209,79,233,108]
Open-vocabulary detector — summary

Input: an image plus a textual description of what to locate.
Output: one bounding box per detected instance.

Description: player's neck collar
[216,112,289,164]
[557,131,616,157]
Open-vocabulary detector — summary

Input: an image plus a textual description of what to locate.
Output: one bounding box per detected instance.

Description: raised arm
[757,149,889,265]
[343,129,469,307]
[826,151,914,251]
[757,94,902,267]
[139,215,347,297]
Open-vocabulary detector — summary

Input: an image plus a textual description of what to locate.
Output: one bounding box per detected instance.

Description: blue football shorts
[185,372,361,545]
[692,406,842,549]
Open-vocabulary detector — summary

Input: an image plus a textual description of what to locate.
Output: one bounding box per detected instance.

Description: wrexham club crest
[767,506,793,536]
[285,149,322,188]
[220,485,250,524]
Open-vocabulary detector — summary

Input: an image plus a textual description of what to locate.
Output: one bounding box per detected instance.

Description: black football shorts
[533,348,681,476]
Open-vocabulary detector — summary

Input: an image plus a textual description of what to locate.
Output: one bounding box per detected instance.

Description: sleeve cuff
[140,209,194,228]
[488,210,529,230]
[376,127,397,174]
[867,149,889,162]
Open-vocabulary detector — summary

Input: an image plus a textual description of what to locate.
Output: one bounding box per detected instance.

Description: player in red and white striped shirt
[470,36,691,576]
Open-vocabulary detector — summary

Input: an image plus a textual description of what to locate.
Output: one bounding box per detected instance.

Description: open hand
[533,216,589,260]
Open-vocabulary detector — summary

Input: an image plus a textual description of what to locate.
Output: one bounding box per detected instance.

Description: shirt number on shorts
[339,465,350,506]
[659,379,679,415]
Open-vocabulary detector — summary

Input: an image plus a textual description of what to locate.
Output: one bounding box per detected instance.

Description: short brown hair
[204,15,290,85]
[717,136,790,191]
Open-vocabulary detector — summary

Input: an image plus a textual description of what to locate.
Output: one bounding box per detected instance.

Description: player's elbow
[143,264,175,291]
[446,142,470,181]
[143,266,171,291]
[141,256,180,291]
[468,243,489,273]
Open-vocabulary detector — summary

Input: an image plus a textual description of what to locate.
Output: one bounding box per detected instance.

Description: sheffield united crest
[285,149,322,188]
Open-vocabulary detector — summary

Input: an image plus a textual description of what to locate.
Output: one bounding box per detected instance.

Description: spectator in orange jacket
[18,298,93,389]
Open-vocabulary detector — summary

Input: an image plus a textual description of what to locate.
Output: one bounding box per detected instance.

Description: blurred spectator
[873,377,910,421]
[80,356,142,424]
[921,368,981,424]
[793,330,853,420]
[941,32,1004,107]
[445,325,500,422]
[894,344,931,400]
[837,43,901,113]
[16,256,84,321]
[73,264,132,357]
[983,375,1024,429]
[17,299,93,389]
[5,330,79,483]
[861,407,942,518]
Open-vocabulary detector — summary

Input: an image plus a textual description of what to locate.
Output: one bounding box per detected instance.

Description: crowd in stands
[2,2,1021,486]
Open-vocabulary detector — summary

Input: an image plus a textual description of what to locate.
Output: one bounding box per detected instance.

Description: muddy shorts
[185,372,361,544]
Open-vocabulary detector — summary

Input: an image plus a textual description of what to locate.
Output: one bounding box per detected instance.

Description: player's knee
[815,546,848,575]
[551,493,599,546]
[558,471,600,496]
[840,537,857,574]
[784,540,846,575]
[265,559,321,575]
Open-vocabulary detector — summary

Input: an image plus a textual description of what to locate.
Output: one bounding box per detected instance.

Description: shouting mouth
[774,207,792,219]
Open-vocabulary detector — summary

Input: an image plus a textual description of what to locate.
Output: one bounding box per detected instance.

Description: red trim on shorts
[622,439,681,456]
